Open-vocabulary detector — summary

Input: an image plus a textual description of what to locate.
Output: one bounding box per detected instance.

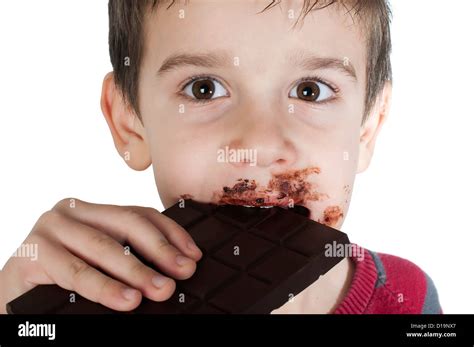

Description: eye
[181,77,228,102]
[289,79,335,103]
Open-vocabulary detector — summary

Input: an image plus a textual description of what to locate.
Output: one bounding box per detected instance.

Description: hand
[0,198,202,313]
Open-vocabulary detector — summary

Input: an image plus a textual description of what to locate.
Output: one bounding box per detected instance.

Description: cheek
[302,131,359,228]
[305,180,352,229]
[152,163,209,209]
[151,147,207,204]
[149,131,225,207]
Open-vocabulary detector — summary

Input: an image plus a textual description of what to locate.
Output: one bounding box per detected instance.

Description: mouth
[222,192,299,209]
[212,167,326,216]
[180,192,311,217]
[234,201,312,218]
[213,183,312,217]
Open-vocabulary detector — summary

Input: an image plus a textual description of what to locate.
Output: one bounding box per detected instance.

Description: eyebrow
[288,50,358,81]
[156,50,357,81]
[156,51,231,76]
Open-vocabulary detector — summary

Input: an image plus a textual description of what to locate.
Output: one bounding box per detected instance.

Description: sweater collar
[333,246,378,314]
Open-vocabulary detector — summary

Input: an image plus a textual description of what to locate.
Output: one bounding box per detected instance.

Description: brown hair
[108,0,392,124]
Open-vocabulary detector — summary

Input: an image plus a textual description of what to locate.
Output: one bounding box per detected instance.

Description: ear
[100,72,151,171]
[357,82,392,173]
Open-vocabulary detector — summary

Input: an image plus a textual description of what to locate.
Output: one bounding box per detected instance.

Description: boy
[0,0,441,314]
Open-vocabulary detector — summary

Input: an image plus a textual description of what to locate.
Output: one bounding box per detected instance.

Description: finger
[42,216,176,302]
[52,199,197,280]
[133,206,202,261]
[38,238,142,311]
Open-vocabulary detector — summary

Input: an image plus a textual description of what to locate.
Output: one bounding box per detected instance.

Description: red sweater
[334,246,442,314]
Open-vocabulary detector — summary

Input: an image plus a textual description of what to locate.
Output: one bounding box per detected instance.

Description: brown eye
[192,79,214,99]
[297,81,320,101]
[182,77,228,102]
[289,79,334,103]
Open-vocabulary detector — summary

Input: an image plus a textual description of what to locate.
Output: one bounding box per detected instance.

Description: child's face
[107,1,389,229]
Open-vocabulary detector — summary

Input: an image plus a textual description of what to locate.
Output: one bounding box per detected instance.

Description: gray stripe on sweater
[422,273,442,314]
[368,250,387,288]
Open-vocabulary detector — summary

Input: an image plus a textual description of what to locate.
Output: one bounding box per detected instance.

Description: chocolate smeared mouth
[212,167,328,217]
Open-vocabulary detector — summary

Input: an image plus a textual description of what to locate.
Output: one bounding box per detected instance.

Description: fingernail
[187,241,201,254]
[122,288,139,301]
[176,254,192,266]
[152,274,168,288]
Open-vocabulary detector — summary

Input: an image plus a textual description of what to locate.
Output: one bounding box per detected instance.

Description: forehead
[142,0,366,81]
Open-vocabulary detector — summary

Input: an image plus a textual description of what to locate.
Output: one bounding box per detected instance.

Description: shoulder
[365,250,442,314]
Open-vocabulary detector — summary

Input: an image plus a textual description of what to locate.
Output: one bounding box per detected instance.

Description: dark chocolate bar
[6,200,350,314]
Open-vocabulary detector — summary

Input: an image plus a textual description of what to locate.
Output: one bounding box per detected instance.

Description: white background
[0,1,473,313]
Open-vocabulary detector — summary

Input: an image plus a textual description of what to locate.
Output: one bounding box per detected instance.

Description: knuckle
[122,208,155,235]
[34,210,62,231]
[123,205,158,216]
[90,233,117,254]
[155,237,172,252]
[128,261,148,280]
[142,206,160,215]
[123,208,148,223]
[96,276,114,303]
[68,259,90,287]
[52,197,77,211]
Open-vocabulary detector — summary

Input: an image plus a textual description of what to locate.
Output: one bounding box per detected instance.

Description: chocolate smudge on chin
[318,205,344,227]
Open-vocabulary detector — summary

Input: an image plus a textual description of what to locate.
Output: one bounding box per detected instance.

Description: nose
[225,104,297,170]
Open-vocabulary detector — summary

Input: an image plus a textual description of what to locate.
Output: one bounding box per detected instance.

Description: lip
[212,167,325,220]
[218,192,296,208]
[225,198,312,218]
[220,194,307,209]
